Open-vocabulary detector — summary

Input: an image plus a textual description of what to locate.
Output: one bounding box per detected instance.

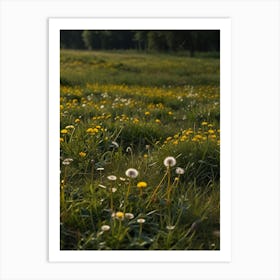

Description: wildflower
[175,167,185,175]
[144,111,150,115]
[137,218,146,224]
[119,177,126,181]
[62,158,73,165]
[86,128,98,134]
[137,181,148,188]
[115,211,124,220]
[201,121,208,126]
[79,152,86,157]
[96,167,104,171]
[74,118,80,123]
[168,111,173,115]
[208,129,215,134]
[107,175,117,181]
[111,187,117,193]
[166,225,175,230]
[60,129,68,134]
[125,168,139,178]
[111,141,119,148]
[163,156,176,167]
[101,225,110,232]
[155,119,161,123]
[125,213,134,219]
[143,154,148,158]
[65,125,74,129]
[60,137,64,143]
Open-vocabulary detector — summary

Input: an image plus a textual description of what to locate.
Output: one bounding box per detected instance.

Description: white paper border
[49,18,231,262]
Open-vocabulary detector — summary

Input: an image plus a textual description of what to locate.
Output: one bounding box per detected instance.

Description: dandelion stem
[110,183,114,211]
[124,180,131,213]
[166,166,171,203]
[139,223,143,239]
[147,171,168,208]
[91,161,94,186]
[61,167,67,208]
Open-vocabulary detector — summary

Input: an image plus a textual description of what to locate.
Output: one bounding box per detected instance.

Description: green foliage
[59,50,220,250]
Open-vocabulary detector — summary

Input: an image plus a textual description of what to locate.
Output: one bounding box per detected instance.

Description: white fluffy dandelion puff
[107,175,117,181]
[166,225,176,230]
[125,168,139,178]
[125,213,134,220]
[175,167,185,174]
[163,156,176,167]
[62,158,73,165]
[101,225,110,232]
[111,141,119,148]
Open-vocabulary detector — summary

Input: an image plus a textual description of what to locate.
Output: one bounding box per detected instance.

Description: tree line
[60,30,220,55]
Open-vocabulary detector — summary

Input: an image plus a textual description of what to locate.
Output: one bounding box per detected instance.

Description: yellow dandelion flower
[60,137,64,143]
[201,121,208,126]
[74,118,80,123]
[79,152,86,157]
[208,129,215,134]
[168,111,173,115]
[137,181,148,188]
[143,154,148,158]
[115,211,124,220]
[180,135,187,142]
[144,111,150,116]
[60,129,68,134]
[155,119,161,123]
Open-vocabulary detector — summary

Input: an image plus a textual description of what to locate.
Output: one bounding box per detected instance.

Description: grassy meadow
[60,50,220,250]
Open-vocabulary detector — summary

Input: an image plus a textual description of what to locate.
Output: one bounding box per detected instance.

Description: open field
[60,50,220,250]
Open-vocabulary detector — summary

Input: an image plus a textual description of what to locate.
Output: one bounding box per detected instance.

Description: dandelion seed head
[166,225,176,230]
[125,213,134,219]
[163,156,176,167]
[111,187,117,193]
[125,168,139,178]
[101,225,110,232]
[175,167,185,175]
[137,218,146,224]
[107,175,117,181]
[62,158,73,165]
[111,141,119,148]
